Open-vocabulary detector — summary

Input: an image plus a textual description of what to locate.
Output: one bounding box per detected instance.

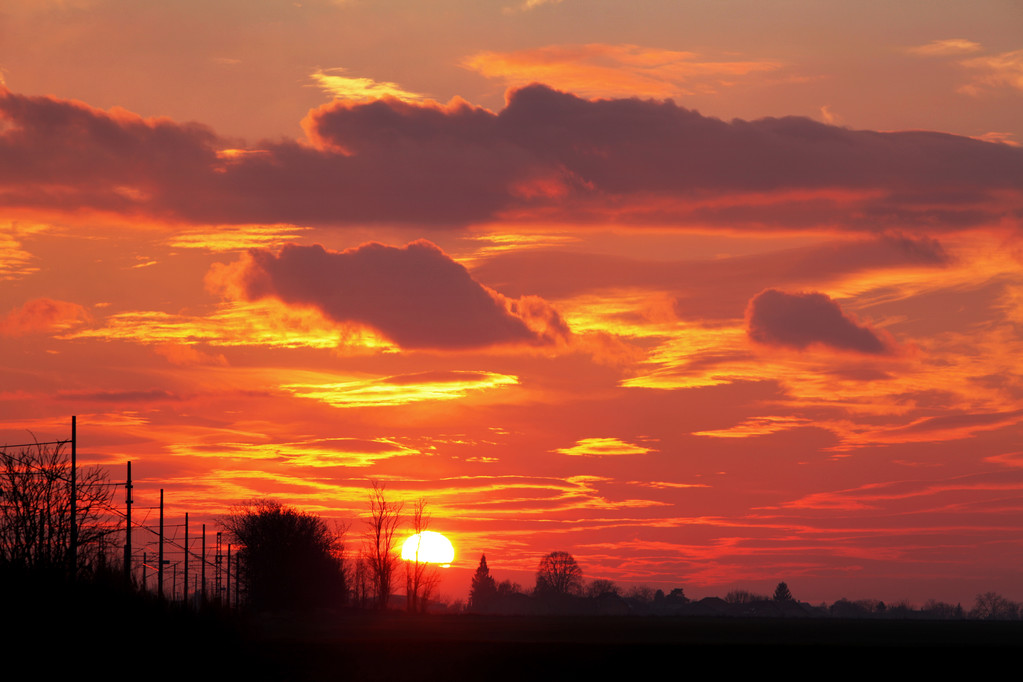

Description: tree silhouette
[365,480,402,609]
[468,554,497,611]
[970,592,1019,620]
[223,499,347,612]
[404,498,440,613]
[534,551,582,596]
[586,578,620,598]
[773,581,793,602]
[0,441,112,579]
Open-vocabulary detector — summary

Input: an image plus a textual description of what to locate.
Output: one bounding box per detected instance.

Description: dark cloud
[1,85,1020,229]
[746,289,893,354]
[220,240,569,350]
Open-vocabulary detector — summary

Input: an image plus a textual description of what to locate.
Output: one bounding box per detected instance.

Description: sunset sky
[2,0,1022,606]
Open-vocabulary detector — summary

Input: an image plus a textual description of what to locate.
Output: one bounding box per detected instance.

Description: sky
[1,0,1022,606]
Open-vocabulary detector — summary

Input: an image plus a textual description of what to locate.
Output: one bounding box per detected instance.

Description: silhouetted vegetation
[404,498,440,613]
[0,441,113,579]
[223,498,347,612]
[469,554,497,611]
[534,550,583,596]
[365,480,403,609]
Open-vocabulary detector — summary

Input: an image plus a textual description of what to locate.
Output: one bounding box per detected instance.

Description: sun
[401,530,455,566]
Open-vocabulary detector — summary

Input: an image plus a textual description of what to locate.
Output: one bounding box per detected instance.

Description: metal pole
[227,544,232,608]
[158,488,164,600]
[70,415,77,580]
[124,461,132,586]
[201,524,206,604]
[183,512,189,608]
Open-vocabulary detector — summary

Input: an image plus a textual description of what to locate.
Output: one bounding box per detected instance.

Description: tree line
[2,440,1020,620]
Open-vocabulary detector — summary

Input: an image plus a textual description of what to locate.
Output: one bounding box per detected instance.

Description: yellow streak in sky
[554,437,656,457]
[168,224,309,251]
[310,68,426,102]
[69,300,395,351]
[281,371,519,408]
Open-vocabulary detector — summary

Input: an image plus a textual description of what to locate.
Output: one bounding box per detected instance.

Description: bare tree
[404,498,440,613]
[534,551,583,596]
[0,441,113,578]
[970,592,1020,620]
[365,480,403,609]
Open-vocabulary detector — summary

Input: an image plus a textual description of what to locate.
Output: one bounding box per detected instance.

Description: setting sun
[401,531,455,567]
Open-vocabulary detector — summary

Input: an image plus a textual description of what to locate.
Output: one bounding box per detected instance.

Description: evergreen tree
[469,554,497,611]
[773,581,793,602]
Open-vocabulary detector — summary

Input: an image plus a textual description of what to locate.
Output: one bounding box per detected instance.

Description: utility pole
[124,461,132,586]
[70,415,77,581]
[215,531,223,604]
[201,524,207,603]
[158,489,164,600]
[227,544,232,608]
[183,513,189,608]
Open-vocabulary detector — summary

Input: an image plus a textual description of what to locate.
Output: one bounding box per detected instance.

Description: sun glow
[401,531,455,566]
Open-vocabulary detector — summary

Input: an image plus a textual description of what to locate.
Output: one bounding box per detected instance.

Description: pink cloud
[213,240,570,350]
[1,85,1020,230]
[746,289,894,355]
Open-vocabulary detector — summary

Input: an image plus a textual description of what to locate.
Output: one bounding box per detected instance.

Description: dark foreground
[9,581,1022,681]
[247,611,1022,681]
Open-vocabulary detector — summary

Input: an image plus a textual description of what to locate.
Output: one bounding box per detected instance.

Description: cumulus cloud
[1,85,1021,231]
[0,298,90,336]
[212,240,570,350]
[746,289,893,355]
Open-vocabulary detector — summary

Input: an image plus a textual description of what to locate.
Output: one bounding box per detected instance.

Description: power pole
[215,531,223,604]
[227,544,232,609]
[183,513,189,607]
[158,489,164,600]
[70,415,77,581]
[201,524,207,604]
[124,461,132,586]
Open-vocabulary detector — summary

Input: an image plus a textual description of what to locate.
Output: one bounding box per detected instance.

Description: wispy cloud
[464,43,783,99]
[310,68,426,103]
[555,437,657,457]
[906,38,983,56]
[959,49,1023,95]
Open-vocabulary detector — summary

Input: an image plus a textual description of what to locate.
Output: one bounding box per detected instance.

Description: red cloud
[746,289,894,355]
[2,85,1020,230]
[214,240,570,350]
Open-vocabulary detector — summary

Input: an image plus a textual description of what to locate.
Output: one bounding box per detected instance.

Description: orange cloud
[906,38,983,56]
[554,437,657,457]
[0,298,90,336]
[959,49,1023,95]
[464,44,783,99]
[281,370,519,408]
